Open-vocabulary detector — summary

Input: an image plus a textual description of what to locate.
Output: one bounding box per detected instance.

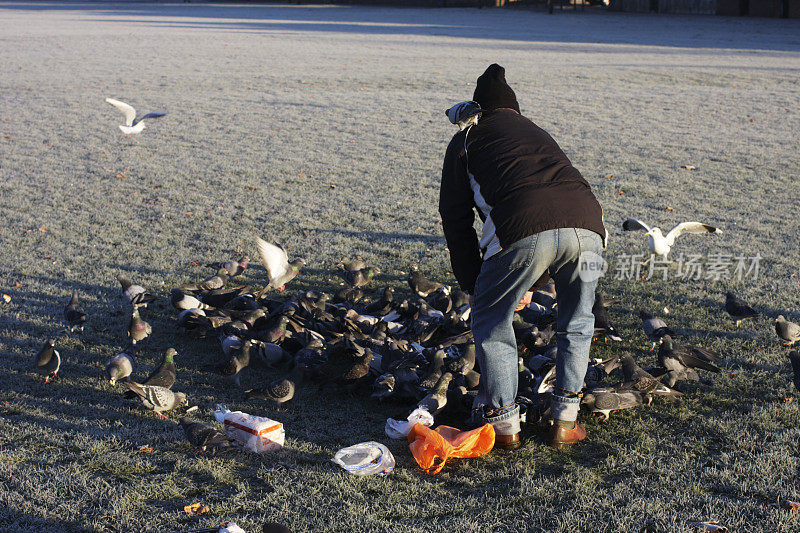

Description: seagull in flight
[622,218,721,260]
[105,98,166,136]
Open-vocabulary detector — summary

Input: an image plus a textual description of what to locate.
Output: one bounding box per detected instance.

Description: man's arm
[439,135,482,294]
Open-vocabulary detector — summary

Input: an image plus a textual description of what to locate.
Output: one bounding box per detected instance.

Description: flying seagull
[105,98,166,136]
[621,218,720,259]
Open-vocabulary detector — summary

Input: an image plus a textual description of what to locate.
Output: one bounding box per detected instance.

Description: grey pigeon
[621,354,662,393]
[245,366,304,409]
[106,346,137,385]
[220,334,243,357]
[180,268,229,292]
[64,291,87,333]
[417,349,446,390]
[639,310,675,350]
[531,282,556,308]
[336,349,374,392]
[584,355,621,388]
[427,285,453,315]
[218,339,251,387]
[334,286,364,304]
[179,417,232,455]
[336,256,366,271]
[128,308,152,344]
[775,315,800,346]
[255,237,304,292]
[725,292,758,327]
[338,266,380,288]
[417,371,453,415]
[788,350,800,392]
[116,273,157,308]
[293,338,327,370]
[363,287,395,317]
[658,335,721,387]
[445,343,477,376]
[407,263,443,297]
[206,256,248,277]
[583,388,647,422]
[123,381,187,416]
[253,340,290,368]
[33,339,60,383]
[371,373,396,401]
[592,293,621,342]
[142,348,177,388]
[123,348,176,398]
[170,289,212,311]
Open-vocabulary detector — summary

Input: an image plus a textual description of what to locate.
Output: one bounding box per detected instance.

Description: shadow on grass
[3,2,800,52]
[0,509,87,533]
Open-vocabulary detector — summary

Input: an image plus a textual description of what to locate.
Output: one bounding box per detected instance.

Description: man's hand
[515,291,533,312]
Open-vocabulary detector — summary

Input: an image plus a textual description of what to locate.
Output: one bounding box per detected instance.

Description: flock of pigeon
[32,231,800,455]
[29,97,800,452]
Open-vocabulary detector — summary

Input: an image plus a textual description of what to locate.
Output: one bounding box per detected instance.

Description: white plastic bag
[385,407,434,439]
[332,441,395,476]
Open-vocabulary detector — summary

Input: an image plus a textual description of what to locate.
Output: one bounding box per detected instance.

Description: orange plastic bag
[407,423,495,475]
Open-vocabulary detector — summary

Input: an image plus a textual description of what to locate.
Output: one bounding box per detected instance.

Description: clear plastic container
[332,441,395,476]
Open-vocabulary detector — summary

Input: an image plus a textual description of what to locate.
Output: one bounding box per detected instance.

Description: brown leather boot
[549,422,586,449]
[494,432,521,450]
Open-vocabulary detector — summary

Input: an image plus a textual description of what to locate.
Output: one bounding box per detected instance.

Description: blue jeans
[472,228,603,432]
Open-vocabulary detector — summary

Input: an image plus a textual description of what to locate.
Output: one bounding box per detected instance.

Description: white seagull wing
[621,217,653,234]
[105,98,136,126]
[665,222,720,243]
[256,237,290,282]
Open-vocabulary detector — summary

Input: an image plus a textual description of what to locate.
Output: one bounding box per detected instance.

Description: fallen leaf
[185,212,193,216]
[1,294,11,304]
[749,118,754,122]
[604,173,614,179]
[298,173,306,177]
[771,499,800,512]
[184,503,210,516]
[39,226,47,232]
[681,165,696,170]
[191,261,200,267]
[116,173,125,178]
[138,445,154,453]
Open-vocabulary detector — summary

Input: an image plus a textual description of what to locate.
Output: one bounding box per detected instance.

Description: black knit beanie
[472,64,520,113]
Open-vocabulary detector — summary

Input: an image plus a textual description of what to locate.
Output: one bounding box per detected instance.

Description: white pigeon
[622,218,721,259]
[105,98,166,135]
[255,237,304,291]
